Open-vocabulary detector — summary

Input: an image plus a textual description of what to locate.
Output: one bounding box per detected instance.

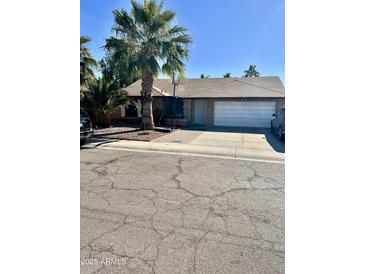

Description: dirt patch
[93,127,171,142]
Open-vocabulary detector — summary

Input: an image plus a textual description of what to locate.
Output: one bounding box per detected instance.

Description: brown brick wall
[109,107,122,119]
[275,98,285,115]
[183,99,192,125]
[152,97,168,113]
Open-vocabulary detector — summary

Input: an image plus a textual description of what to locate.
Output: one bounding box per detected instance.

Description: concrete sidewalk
[84,138,285,162]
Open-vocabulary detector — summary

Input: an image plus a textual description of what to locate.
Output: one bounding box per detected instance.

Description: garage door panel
[215,114,274,119]
[216,101,273,105]
[214,121,271,127]
[215,110,275,113]
[215,110,275,115]
[215,104,274,107]
[214,101,275,128]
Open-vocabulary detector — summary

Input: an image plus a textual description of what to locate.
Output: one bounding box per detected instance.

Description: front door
[194,100,206,125]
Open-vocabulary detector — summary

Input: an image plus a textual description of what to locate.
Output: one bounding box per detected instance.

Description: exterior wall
[110,97,139,120]
[110,97,171,125]
[109,107,123,120]
[185,97,285,127]
[152,97,169,113]
[205,99,214,127]
[183,99,192,125]
[275,98,285,115]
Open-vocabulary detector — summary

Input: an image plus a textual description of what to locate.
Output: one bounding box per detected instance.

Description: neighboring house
[111,76,285,128]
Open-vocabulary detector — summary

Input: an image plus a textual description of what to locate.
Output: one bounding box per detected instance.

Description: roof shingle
[124,76,285,98]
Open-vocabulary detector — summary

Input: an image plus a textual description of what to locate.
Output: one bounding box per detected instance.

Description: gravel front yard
[93,126,171,142]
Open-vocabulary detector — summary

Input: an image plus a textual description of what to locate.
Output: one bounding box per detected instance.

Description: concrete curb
[85,138,285,163]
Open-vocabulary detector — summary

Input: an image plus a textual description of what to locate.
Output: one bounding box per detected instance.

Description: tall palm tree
[223,72,231,78]
[80,36,98,92]
[101,48,141,88]
[82,77,132,127]
[244,65,260,77]
[105,0,192,130]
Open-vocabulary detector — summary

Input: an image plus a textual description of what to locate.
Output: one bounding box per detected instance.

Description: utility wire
[233,78,285,95]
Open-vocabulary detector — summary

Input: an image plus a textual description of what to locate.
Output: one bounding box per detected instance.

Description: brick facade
[183,99,192,125]
[275,98,285,114]
[152,97,169,113]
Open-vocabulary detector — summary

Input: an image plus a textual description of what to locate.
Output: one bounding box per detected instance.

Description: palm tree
[101,38,142,89]
[105,0,192,130]
[80,36,98,92]
[223,72,231,78]
[244,65,260,77]
[200,74,209,79]
[82,77,132,127]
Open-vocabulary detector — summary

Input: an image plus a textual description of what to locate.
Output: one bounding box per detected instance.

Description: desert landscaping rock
[93,127,172,142]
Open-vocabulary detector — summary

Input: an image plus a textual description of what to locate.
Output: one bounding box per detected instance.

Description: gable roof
[124,76,285,98]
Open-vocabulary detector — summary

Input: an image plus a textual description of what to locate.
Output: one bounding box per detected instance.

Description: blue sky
[81,0,284,82]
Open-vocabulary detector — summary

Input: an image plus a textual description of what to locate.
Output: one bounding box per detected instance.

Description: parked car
[271,107,285,140]
[80,108,93,146]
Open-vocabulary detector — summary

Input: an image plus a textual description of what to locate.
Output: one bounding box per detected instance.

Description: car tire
[80,139,86,146]
[278,127,284,141]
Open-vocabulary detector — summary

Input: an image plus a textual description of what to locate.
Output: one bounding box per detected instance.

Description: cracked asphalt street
[80,148,284,274]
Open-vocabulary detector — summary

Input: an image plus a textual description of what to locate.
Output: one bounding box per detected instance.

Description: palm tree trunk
[141,70,155,130]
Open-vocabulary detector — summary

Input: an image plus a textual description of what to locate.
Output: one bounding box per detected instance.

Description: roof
[124,76,285,98]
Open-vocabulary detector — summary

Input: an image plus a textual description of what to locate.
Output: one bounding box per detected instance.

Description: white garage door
[214,101,276,128]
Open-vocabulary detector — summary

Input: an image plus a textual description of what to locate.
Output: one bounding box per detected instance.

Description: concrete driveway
[153,127,285,154]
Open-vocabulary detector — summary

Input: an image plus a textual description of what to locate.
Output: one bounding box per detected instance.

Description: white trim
[120,105,125,117]
[137,99,142,117]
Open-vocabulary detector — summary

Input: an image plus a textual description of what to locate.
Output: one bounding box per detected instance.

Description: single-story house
[110,76,285,128]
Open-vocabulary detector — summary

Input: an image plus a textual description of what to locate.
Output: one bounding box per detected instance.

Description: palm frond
[82,77,133,126]
[80,36,99,92]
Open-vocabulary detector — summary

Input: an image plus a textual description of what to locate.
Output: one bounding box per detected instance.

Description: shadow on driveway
[80,138,118,149]
[264,131,285,153]
[184,126,285,153]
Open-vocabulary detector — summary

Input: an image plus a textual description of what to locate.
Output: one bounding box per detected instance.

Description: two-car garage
[213,101,276,128]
